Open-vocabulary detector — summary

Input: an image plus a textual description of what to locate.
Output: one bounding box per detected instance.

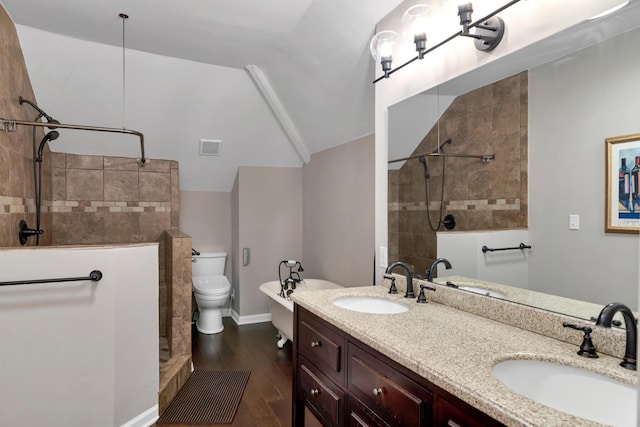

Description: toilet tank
[192,252,227,277]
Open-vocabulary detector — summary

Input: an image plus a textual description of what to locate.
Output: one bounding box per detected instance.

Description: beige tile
[50,152,66,169]
[104,157,139,171]
[0,145,10,196]
[140,211,171,241]
[0,213,10,247]
[104,212,141,243]
[52,212,106,245]
[52,167,66,201]
[142,159,171,173]
[104,170,138,201]
[67,169,103,201]
[66,154,103,170]
[139,171,171,202]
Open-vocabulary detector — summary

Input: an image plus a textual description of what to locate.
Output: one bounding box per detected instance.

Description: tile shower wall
[388,72,528,276]
[50,153,178,244]
[0,4,52,248]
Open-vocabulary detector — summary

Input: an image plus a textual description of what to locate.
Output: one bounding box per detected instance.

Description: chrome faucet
[385,261,415,298]
[595,302,637,370]
[427,258,452,282]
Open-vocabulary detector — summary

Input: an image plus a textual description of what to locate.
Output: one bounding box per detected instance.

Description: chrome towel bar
[0,270,103,286]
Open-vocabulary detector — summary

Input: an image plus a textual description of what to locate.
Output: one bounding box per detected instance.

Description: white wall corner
[245,64,310,164]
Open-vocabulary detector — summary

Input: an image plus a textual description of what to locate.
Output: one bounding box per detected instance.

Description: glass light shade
[369,30,398,61]
[401,4,431,42]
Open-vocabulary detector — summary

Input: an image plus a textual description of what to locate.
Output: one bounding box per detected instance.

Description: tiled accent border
[50,200,171,213]
[389,198,521,212]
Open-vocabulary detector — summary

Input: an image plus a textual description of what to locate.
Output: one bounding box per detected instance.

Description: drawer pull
[372,387,383,397]
[310,340,321,347]
[447,421,461,427]
[310,388,320,397]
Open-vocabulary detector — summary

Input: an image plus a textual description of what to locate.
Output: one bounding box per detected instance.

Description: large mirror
[388,1,640,319]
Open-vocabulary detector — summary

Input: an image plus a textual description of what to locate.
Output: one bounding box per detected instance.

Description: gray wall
[529,28,640,308]
[302,134,375,286]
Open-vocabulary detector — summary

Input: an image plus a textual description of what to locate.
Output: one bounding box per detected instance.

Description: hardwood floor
[157,317,295,427]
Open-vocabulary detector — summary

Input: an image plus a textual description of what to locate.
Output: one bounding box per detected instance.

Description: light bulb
[370,30,398,77]
[402,4,431,56]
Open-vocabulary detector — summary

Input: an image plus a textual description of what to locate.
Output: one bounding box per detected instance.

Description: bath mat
[157,369,250,424]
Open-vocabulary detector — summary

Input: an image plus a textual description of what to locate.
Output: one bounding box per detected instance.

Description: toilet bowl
[192,252,231,334]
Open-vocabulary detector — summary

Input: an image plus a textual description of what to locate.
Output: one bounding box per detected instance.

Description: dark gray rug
[157,369,250,424]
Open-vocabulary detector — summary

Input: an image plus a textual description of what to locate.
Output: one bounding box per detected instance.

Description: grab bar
[482,243,531,253]
[0,270,103,287]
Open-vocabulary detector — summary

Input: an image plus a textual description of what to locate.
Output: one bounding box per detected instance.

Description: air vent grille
[199,139,222,156]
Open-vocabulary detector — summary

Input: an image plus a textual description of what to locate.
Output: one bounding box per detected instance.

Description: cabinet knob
[372,387,383,397]
[310,341,321,348]
[310,388,319,397]
[447,421,461,427]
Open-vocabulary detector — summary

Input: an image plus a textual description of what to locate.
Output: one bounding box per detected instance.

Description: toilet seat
[193,275,230,296]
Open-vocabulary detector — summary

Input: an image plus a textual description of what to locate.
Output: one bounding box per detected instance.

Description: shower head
[36,131,60,162]
[19,96,58,128]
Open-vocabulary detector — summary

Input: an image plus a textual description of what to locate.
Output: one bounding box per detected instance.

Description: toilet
[192,252,231,334]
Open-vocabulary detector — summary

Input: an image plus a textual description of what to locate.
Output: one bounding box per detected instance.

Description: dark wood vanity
[293,305,505,427]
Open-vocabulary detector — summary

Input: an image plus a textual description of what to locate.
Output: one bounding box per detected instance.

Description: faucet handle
[416,284,436,304]
[563,322,598,359]
[384,274,398,294]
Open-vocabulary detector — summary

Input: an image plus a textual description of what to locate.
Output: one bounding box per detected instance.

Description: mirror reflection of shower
[419,138,451,232]
[20,97,60,245]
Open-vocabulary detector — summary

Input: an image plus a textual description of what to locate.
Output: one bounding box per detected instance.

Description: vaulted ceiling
[1,0,403,191]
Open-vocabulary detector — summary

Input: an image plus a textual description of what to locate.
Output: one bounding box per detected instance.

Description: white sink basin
[458,285,505,299]
[332,296,408,314]
[493,359,637,426]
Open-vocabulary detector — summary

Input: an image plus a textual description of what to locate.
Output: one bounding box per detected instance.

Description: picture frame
[605,133,640,233]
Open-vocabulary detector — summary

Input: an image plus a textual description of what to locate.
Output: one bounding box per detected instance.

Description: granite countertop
[291,285,638,427]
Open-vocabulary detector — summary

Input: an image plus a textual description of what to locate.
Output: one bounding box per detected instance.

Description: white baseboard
[119,404,158,427]
[230,309,271,325]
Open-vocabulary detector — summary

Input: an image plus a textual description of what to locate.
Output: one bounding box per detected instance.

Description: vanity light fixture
[370,30,398,78]
[372,0,521,83]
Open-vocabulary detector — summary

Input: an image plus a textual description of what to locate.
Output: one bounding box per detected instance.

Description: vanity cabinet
[293,306,505,427]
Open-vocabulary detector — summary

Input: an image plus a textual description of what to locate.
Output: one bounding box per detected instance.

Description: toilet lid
[193,276,230,295]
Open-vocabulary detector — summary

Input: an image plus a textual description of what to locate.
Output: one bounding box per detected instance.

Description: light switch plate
[380,246,388,268]
[569,214,579,230]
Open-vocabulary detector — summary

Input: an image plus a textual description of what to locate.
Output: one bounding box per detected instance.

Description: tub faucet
[385,261,415,298]
[595,302,637,370]
[427,258,452,282]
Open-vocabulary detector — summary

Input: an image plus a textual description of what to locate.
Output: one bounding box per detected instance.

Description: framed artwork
[605,133,640,233]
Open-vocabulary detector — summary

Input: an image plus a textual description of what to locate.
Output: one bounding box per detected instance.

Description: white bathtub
[259,279,343,348]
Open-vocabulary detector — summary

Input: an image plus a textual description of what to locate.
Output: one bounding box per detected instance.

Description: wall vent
[199,139,222,156]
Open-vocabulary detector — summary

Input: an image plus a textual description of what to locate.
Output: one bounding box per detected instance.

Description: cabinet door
[299,360,344,426]
[436,396,504,427]
[347,396,392,427]
[348,343,432,427]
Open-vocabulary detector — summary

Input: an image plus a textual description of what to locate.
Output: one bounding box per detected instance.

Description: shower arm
[388,151,495,164]
[0,117,146,165]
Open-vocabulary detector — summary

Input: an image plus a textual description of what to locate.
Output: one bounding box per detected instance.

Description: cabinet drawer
[299,362,343,426]
[298,314,345,384]
[347,396,391,427]
[348,345,432,426]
